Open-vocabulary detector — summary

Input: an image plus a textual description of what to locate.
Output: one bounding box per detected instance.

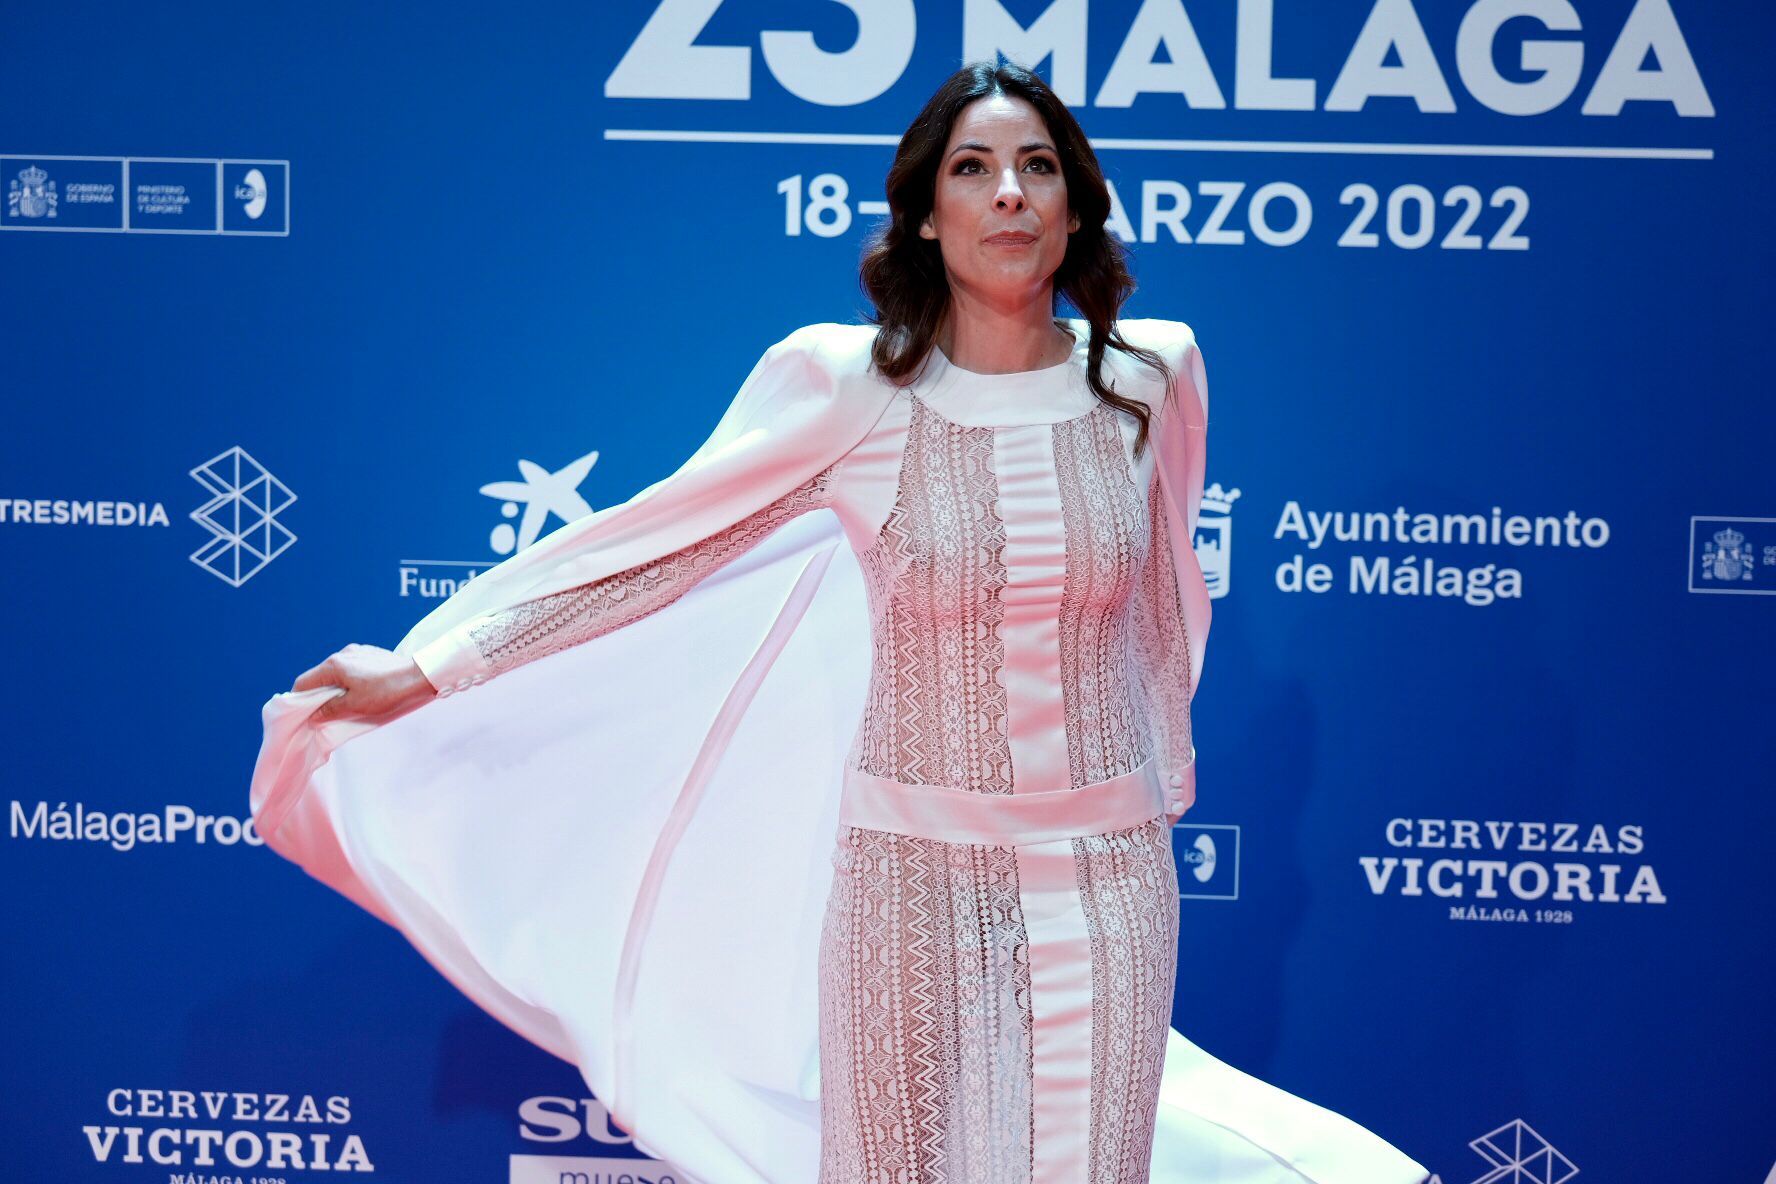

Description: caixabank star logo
[398,448,602,600]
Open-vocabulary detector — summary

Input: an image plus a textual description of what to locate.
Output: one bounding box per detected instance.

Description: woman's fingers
[291,657,342,693]
[311,686,353,722]
[290,646,415,723]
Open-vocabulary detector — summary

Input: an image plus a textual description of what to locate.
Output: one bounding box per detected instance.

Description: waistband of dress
[838,756,1165,846]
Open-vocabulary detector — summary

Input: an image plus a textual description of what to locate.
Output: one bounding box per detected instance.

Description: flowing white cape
[248,321,1429,1184]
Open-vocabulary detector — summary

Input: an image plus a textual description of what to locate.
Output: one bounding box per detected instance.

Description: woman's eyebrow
[948,140,1058,158]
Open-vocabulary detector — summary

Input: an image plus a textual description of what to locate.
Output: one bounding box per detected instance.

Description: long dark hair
[859,60,1173,456]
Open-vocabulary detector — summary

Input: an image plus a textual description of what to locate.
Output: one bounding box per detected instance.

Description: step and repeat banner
[4,2,1770,1181]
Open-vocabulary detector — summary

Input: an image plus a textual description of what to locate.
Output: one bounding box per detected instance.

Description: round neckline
[912,317,1098,427]
[911,390,1102,432]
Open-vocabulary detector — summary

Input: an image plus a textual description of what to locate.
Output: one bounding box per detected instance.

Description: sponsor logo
[483,449,601,556]
[1360,817,1665,922]
[189,446,297,586]
[11,801,264,852]
[9,162,57,218]
[400,449,602,599]
[510,1153,681,1184]
[234,167,269,219]
[1688,515,1774,595]
[515,1094,676,1184]
[0,498,168,526]
[221,160,289,233]
[1426,1117,1577,1184]
[2,447,296,586]
[1172,822,1240,901]
[1274,501,1611,605]
[82,1087,374,1174]
[1195,481,1241,599]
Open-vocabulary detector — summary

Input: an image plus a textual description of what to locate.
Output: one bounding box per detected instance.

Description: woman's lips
[985,231,1037,246]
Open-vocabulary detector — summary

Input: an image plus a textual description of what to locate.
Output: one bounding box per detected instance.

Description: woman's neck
[937,288,1074,375]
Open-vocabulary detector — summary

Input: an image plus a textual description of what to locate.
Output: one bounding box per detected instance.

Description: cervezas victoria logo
[1360,816,1665,924]
[84,1086,374,1176]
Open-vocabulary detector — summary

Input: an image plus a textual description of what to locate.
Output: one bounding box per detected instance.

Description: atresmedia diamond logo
[189,446,297,586]
[1464,1118,1577,1184]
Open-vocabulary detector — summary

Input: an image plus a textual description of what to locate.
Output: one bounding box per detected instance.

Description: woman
[256,62,1429,1184]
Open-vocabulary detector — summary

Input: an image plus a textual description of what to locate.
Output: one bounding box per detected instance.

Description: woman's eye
[953,156,1054,175]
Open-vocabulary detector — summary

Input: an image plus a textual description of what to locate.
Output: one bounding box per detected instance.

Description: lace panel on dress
[1074,818,1179,1184]
[819,826,1035,1184]
[1052,406,1152,787]
[1127,465,1196,774]
[465,464,838,676]
[848,396,1014,794]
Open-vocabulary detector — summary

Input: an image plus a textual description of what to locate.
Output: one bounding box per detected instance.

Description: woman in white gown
[257,62,1429,1184]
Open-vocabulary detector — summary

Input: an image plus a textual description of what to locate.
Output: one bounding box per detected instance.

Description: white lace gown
[402,334,1375,1183]
[253,318,1429,1184]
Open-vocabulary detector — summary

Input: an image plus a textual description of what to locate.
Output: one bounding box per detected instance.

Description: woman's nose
[994,169,1026,211]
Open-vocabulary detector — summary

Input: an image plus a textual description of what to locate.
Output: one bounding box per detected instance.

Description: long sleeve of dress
[1131,460,1198,800]
[411,462,840,696]
[1130,333,1209,815]
[398,322,882,698]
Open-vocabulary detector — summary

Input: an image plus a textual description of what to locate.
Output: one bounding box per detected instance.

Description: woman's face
[919,93,1079,305]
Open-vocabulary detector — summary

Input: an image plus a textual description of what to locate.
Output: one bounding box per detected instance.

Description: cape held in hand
[248,319,1429,1184]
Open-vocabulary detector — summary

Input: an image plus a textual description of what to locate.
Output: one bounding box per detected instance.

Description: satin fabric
[248,320,1429,1184]
[838,758,1166,847]
[1020,833,1098,1184]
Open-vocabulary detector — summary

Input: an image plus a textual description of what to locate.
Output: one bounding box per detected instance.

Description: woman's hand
[292,643,436,723]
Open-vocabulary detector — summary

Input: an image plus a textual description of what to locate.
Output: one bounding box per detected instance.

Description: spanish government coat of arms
[1700,525,1755,583]
[8,164,58,219]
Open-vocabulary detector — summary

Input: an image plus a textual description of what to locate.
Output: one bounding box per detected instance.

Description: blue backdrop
[4,2,1771,1181]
